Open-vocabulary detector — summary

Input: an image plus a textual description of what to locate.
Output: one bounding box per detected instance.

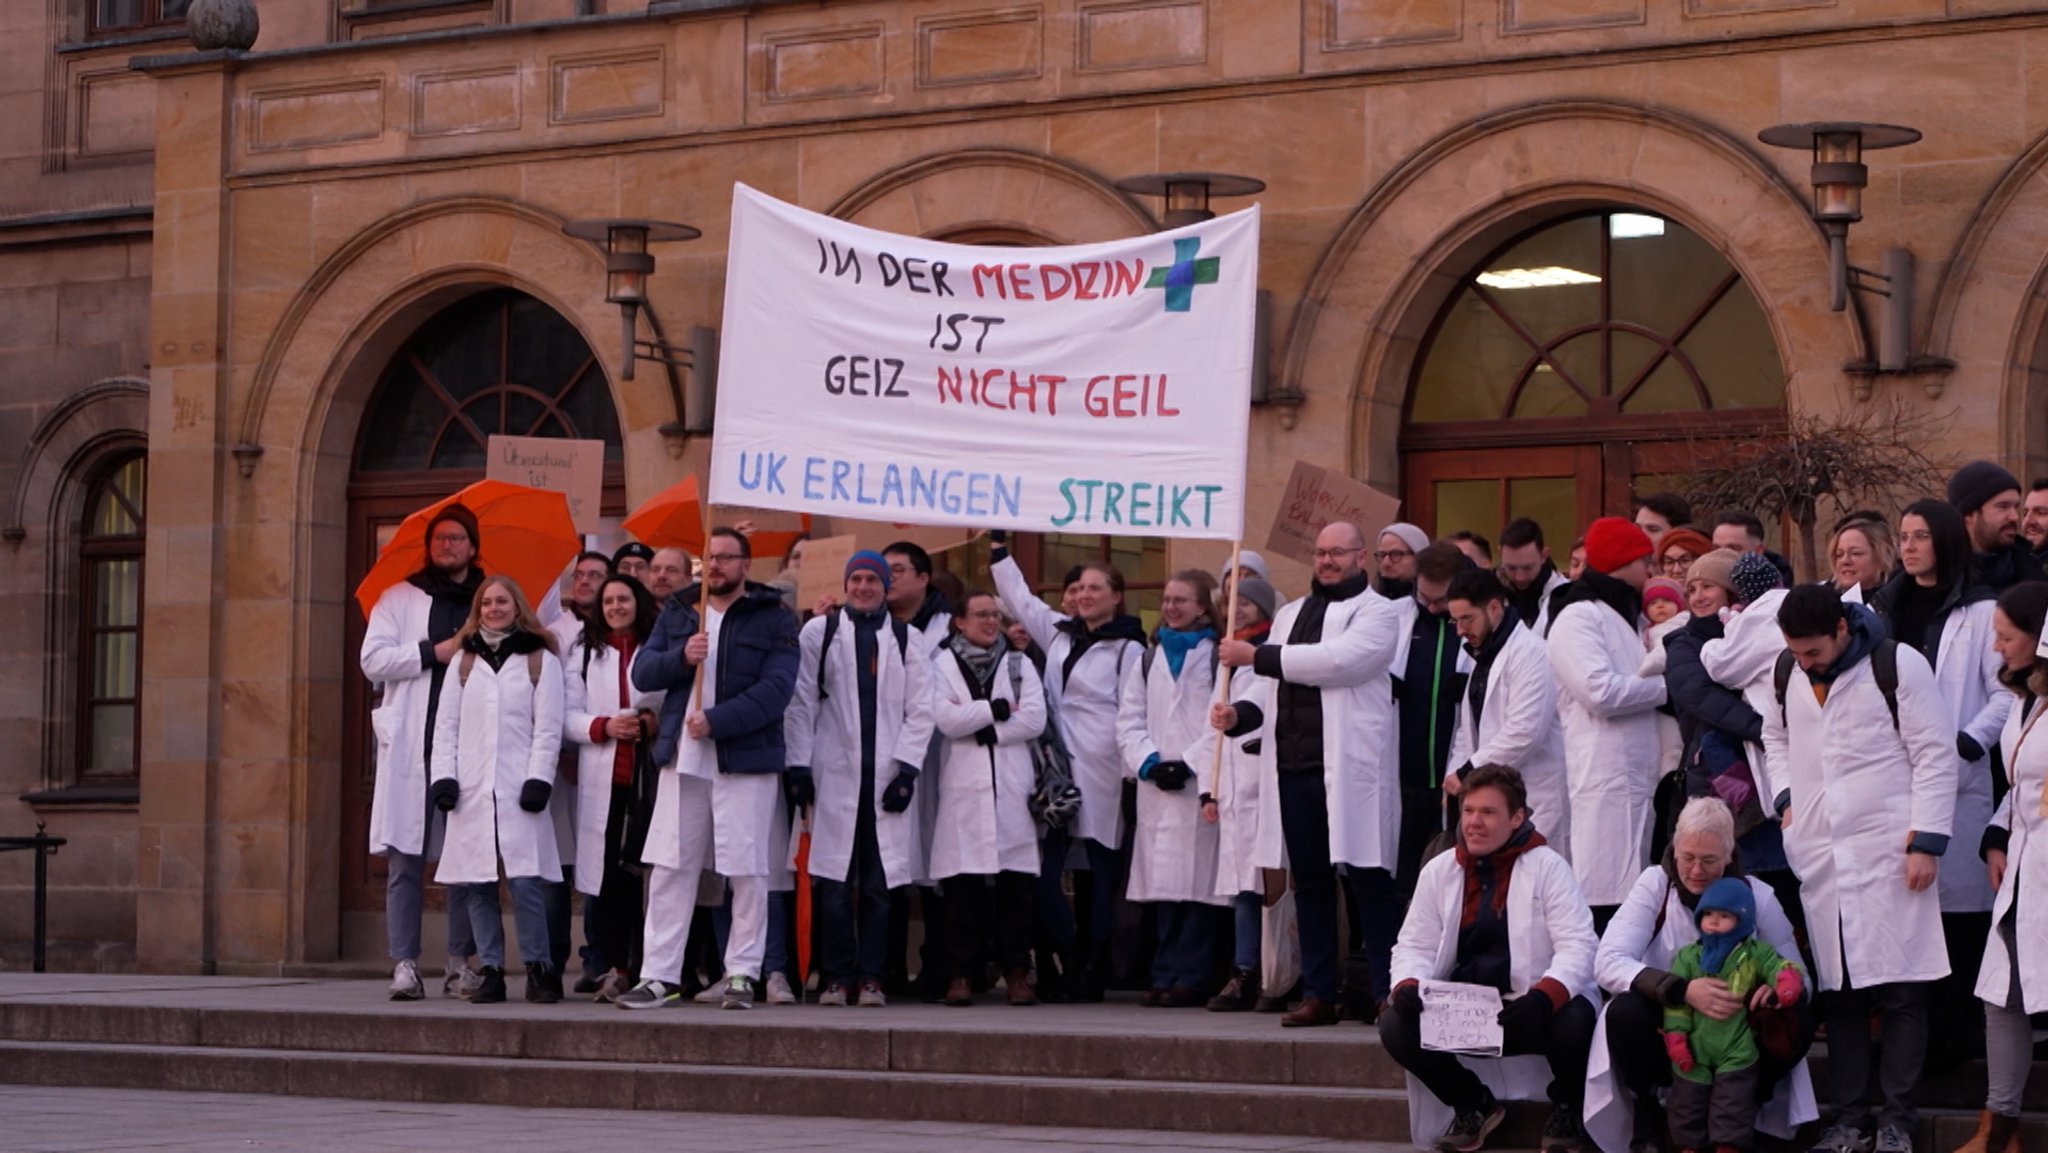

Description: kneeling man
[1378,764,1599,1153]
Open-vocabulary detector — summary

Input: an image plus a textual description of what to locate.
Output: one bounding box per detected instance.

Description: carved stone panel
[413,67,522,138]
[1077,0,1208,73]
[1500,0,1645,34]
[763,24,888,103]
[1320,0,1462,51]
[549,49,665,125]
[917,8,1044,88]
[249,80,385,153]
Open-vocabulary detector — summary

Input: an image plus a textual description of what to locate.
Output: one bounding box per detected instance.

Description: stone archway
[1276,100,1861,493]
[827,147,1155,240]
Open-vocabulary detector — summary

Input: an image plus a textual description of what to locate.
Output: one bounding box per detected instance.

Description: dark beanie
[428,504,480,549]
[845,549,891,591]
[1947,460,2020,516]
[613,541,655,567]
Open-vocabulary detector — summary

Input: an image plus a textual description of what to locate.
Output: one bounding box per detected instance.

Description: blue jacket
[634,581,799,773]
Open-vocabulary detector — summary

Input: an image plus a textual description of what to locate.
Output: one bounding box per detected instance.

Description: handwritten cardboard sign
[1418,980,1505,1057]
[795,534,858,611]
[487,435,605,533]
[1265,460,1402,566]
[813,516,982,557]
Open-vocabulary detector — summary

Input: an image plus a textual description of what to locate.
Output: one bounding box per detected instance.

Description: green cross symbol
[1144,237,1220,313]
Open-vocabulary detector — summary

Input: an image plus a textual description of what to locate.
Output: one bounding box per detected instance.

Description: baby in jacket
[1662,877,1803,1153]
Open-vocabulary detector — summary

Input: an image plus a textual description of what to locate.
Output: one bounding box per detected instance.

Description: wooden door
[1404,445,1603,553]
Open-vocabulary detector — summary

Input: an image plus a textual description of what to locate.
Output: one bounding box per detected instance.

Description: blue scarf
[1156,625,1215,678]
[1694,876,1757,974]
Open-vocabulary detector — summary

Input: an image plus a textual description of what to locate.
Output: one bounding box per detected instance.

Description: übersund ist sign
[706,184,1258,540]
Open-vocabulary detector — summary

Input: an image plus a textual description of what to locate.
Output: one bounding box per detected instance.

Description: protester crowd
[359,462,2048,1153]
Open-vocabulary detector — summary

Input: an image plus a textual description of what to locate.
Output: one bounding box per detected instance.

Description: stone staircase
[0,975,2038,1149]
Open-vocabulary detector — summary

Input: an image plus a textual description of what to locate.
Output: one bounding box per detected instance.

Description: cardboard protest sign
[487,436,605,533]
[795,534,857,610]
[812,516,980,556]
[1418,980,1505,1057]
[1265,460,1402,565]
[707,184,1258,540]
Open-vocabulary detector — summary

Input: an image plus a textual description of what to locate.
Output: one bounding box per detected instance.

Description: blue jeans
[1150,901,1220,990]
[818,816,893,984]
[1231,892,1261,971]
[383,850,476,963]
[449,876,551,970]
[1035,825,1123,950]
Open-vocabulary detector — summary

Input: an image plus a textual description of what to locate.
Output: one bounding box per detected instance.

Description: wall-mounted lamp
[562,218,700,382]
[1757,122,1947,391]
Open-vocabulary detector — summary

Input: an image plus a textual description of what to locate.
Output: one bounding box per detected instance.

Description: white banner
[706,184,1258,540]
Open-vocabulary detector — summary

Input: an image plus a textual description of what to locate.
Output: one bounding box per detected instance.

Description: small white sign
[1419,980,1505,1057]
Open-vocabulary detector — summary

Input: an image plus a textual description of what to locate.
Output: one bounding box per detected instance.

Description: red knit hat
[1583,516,1654,575]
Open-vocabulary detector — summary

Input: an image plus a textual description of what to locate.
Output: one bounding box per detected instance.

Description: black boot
[525,962,561,1004]
[1070,943,1108,1004]
[473,966,507,1004]
[1034,950,1070,1004]
[1206,966,1260,1012]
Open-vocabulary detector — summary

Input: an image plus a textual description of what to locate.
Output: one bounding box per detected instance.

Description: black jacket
[1662,613,1764,750]
[636,582,800,773]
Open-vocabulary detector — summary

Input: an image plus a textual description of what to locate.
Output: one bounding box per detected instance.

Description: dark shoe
[572,972,601,995]
[1207,967,1259,1012]
[1436,1100,1505,1152]
[1033,952,1068,1004]
[1986,1111,2024,1153]
[1541,1103,1585,1153]
[1280,996,1340,1028]
[1004,968,1037,1006]
[944,977,973,1007]
[1628,1099,1666,1153]
[525,963,561,1004]
[1255,978,1301,1013]
[1159,985,1206,1008]
[472,966,507,1004]
[1139,987,1167,1007]
[1339,987,1381,1023]
[1070,948,1105,1003]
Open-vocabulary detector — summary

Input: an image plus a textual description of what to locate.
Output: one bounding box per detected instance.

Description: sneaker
[1207,968,1258,1012]
[472,965,507,1004]
[1808,1124,1873,1153]
[817,982,849,1007]
[1871,1124,1912,1153]
[593,969,630,1004]
[616,979,682,1010]
[722,975,756,1010]
[1541,1103,1585,1153]
[693,976,731,1004]
[857,980,887,1007]
[388,959,424,1001]
[524,963,562,1004]
[442,958,482,999]
[764,972,797,1005]
[1436,1100,1506,1153]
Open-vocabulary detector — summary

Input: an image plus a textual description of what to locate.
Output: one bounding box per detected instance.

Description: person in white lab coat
[1545,516,1667,926]
[990,529,1146,1002]
[1202,576,1278,1012]
[1763,583,1956,1153]
[1498,517,1570,636]
[1443,568,1569,863]
[783,550,937,1007]
[1376,764,1598,1153]
[1117,570,1228,1006]
[928,590,1046,1006]
[428,574,566,1005]
[1957,581,2048,1153]
[544,549,612,990]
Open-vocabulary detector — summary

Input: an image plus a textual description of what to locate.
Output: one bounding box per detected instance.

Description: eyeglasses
[1312,547,1364,560]
[1661,553,1696,574]
[430,533,472,545]
[964,609,1003,621]
[1370,549,1412,562]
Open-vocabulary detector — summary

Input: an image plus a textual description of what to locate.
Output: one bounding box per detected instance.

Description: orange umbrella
[622,474,810,559]
[354,480,580,619]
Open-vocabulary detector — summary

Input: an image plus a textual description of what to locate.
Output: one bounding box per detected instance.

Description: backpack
[1009,653,1081,829]
[457,647,544,688]
[1772,638,1900,731]
[816,610,911,702]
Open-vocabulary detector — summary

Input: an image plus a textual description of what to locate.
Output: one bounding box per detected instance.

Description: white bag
[1261,888,1301,996]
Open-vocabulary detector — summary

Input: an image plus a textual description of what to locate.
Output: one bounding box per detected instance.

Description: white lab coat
[562,638,666,894]
[1249,587,1403,871]
[1391,842,1597,1148]
[361,583,446,858]
[1510,568,1571,636]
[1700,590,1789,807]
[1116,641,1227,905]
[994,555,1143,850]
[1449,619,1570,860]
[1980,693,2048,1012]
[546,615,586,867]
[1922,599,2005,914]
[908,608,953,886]
[1583,865,1817,1153]
[927,646,1046,879]
[1548,597,1668,906]
[1761,636,1955,990]
[1212,663,1273,898]
[1641,612,1690,782]
[783,609,937,890]
[430,639,565,884]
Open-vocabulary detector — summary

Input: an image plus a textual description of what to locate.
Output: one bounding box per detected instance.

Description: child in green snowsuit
[1661,877,1804,1153]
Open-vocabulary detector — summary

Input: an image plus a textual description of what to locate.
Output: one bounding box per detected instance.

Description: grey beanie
[1947,460,2020,516]
[1232,576,1279,623]
[1378,522,1430,555]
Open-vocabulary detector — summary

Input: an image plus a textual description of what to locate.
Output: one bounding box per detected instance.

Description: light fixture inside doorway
[1758,122,1949,391]
[562,218,700,382]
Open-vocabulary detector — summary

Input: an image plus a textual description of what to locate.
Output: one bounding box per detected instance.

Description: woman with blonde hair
[430,574,567,1004]
[1829,513,1898,601]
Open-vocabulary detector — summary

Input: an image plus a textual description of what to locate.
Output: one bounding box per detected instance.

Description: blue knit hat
[1694,876,1757,973]
[845,549,891,591]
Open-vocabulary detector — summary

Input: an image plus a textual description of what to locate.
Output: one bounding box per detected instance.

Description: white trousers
[641,866,768,984]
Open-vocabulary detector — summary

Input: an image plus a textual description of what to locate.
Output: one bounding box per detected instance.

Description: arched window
[78,452,145,784]
[1403,210,1785,550]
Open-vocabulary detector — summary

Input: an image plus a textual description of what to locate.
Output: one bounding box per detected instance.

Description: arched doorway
[339,287,624,938]
[1402,209,1786,548]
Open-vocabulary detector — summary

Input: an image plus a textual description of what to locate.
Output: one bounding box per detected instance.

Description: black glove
[518,779,552,813]
[988,528,1009,561]
[975,726,998,747]
[1391,982,1424,1020]
[430,778,460,813]
[784,766,815,809]
[1958,732,1985,762]
[1497,990,1553,1036]
[989,698,1012,723]
[881,766,918,813]
[1149,760,1193,791]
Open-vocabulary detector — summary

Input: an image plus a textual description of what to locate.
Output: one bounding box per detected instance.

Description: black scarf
[1505,561,1557,627]
[1546,568,1641,635]
[408,564,482,611]
[461,626,544,673]
[1463,612,1521,739]
[1056,612,1147,687]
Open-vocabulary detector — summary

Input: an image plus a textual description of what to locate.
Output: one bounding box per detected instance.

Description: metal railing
[0,823,66,972]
